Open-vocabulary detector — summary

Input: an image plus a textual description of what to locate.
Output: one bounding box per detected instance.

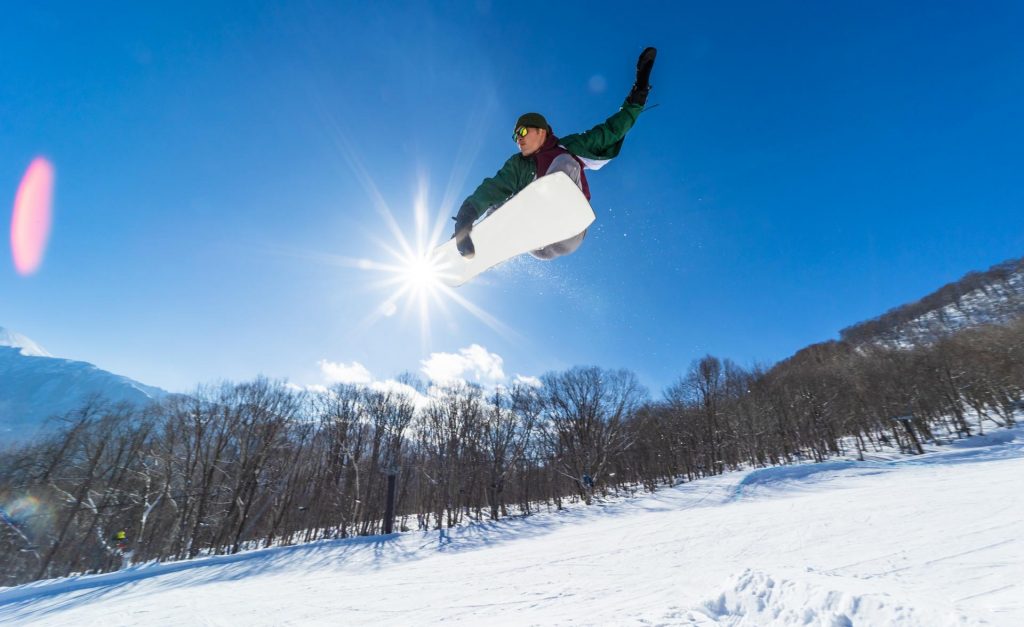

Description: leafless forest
[2,318,1022,586]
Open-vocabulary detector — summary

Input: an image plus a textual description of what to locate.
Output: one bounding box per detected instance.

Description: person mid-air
[452,47,658,262]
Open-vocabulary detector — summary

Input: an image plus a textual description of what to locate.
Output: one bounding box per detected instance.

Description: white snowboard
[432,173,596,287]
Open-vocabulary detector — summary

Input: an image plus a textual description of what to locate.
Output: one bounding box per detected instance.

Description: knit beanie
[515,112,551,132]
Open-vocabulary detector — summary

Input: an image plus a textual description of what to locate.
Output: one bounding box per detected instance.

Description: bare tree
[540,367,646,503]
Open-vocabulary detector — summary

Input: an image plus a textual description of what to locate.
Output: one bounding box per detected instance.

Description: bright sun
[401,249,443,292]
[313,115,513,348]
[343,180,511,349]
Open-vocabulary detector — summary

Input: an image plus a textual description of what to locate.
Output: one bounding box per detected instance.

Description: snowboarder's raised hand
[627,47,657,106]
[453,201,477,258]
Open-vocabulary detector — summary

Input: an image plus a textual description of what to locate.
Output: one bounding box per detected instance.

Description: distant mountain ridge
[0,327,52,358]
[839,257,1024,346]
[0,327,167,444]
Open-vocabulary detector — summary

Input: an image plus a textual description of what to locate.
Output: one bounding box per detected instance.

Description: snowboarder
[452,47,657,260]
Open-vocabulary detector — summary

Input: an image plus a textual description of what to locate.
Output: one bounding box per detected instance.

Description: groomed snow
[2,427,1021,626]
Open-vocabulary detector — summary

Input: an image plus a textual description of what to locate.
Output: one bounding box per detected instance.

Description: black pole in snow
[383,473,397,534]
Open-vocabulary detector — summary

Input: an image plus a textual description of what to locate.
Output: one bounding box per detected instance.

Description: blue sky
[3,1,1023,395]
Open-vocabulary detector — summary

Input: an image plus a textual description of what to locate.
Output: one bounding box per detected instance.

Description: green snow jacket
[461,101,644,219]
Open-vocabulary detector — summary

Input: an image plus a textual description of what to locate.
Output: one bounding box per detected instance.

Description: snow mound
[697,568,982,626]
[730,460,886,501]
[948,429,1019,448]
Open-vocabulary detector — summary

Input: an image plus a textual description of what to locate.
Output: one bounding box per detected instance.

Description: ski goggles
[513,126,529,142]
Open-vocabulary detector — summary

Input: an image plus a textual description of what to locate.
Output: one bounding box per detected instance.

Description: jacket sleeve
[463,155,530,220]
[561,101,644,162]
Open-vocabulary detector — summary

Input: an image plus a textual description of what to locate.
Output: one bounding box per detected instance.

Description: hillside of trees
[840,257,1024,345]
[2,312,1023,586]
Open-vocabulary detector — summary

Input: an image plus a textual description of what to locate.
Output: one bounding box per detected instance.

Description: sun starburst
[323,177,514,352]
[309,97,516,349]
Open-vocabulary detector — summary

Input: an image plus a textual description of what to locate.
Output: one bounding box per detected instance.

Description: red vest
[532,135,591,200]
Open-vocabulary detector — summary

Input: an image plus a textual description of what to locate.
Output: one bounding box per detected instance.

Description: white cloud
[369,379,430,411]
[421,344,506,386]
[318,359,373,385]
[308,346,537,411]
[286,382,328,394]
[311,359,430,409]
[513,374,543,388]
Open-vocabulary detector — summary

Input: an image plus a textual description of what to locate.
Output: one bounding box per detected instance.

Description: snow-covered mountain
[840,257,1024,346]
[0,326,167,444]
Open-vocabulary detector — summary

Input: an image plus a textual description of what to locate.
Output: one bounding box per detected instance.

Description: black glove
[626,47,657,106]
[452,201,477,258]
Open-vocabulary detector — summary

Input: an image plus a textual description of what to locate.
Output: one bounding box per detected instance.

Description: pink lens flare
[11,157,55,276]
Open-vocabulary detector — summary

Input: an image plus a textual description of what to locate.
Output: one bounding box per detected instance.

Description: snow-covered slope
[2,426,1020,626]
[0,327,166,444]
[841,258,1024,346]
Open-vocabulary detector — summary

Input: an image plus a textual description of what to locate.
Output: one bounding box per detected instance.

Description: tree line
[1,318,1022,585]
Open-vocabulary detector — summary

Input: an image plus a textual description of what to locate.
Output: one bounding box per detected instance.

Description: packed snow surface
[2,428,1021,626]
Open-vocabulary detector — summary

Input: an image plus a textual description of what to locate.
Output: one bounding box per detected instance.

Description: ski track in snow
[1,428,1022,626]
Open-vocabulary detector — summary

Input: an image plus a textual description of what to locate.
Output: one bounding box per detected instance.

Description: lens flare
[0,492,54,549]
[4,494,43,521]
[11,157,55,276]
